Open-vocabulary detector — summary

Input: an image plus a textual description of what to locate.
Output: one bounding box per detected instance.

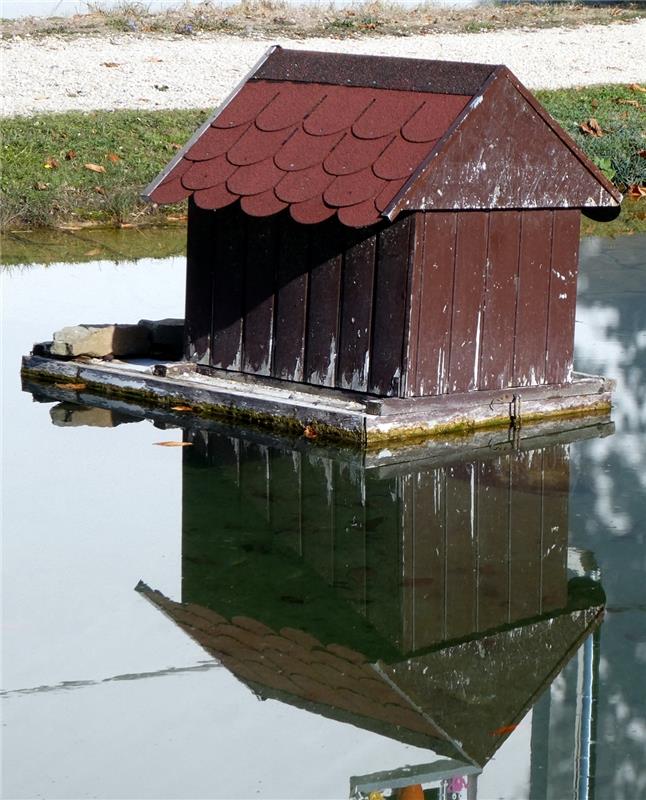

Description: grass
[2,1,644,40]
[0,84,644,233]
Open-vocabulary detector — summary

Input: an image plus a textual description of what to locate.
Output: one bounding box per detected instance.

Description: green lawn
[1,84,644,233]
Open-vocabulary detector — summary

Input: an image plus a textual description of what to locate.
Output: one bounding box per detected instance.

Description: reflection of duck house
[139,419,607,770]
[142,47,618,440]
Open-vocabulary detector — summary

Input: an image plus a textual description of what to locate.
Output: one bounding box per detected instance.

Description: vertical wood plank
[448,212,489,393]
[369,215,412,397]
[305,219,343,387]
[300,452,335,585]
[337,231,377,392]
[211,204,246,370]
[332,461,367,612]
[476,456,511,631]
[242,216,277,376]
[540,444,569,613]
[444,461,478,639]
[413,212,457,396]
[408,467,446,651]
[479,210,521,390]
[401,213,426,398]
[272,214,309,381]
[545,210,580,385]
[513,210,552,386]
[185,199,214,364]
[509,449,543,621]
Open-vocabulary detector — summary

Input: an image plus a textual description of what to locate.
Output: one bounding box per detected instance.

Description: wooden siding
[407,208,580,397]
[183,428,570,658]
[186,202,580,398]
[187,203,413,397]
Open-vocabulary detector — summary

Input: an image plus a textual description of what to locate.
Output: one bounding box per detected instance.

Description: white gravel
[2,20,645,117]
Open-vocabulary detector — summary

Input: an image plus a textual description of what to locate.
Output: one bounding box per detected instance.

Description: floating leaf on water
[54,382,87,390]
[490,723,519,736]
[154,441,194,447]
[84,163,106,173]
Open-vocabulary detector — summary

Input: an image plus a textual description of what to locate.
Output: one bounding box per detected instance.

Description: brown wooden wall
[185,199,414,397]
[405,208,580,397]
[185,200,580,398]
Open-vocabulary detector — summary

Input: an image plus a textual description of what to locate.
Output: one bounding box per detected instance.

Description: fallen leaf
[65,149,77,160]
[154,441,194,447]
[169,142,182,150]
[106,152,121,163]
[43,157,59,169]
[590,98,598,109]
[628,83,646,93]
[171,405,193,412]
[615,98,640,108]
[579,118,604,137]
[637,149,646,158]
[33,181,49,190]
[102,61,121,68]
[84,248,101,256]
[491,724,519,736]
[93,186,106,195]
[627,184,646,198]
[118,222,134,228]
[55,382,87,390]
[303,425,318,439]
[84,163,106,173]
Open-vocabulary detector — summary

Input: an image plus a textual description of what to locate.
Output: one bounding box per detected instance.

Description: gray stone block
[50,324,151,358]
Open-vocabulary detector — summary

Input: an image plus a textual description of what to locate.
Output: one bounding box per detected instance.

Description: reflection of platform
[21,351,614,445]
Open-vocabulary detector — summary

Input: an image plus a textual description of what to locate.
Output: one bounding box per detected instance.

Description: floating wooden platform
[22,351,614,446]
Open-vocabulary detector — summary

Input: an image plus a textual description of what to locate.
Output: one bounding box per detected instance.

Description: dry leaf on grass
[579,118,604,137]
[44,157,59,169]
[33,182,49,190]
[627,184,646,198]
[615,98,640,108]
[84,163,106,173]
[628,83,646,93]
[65,149,77,160]
[154,441,194,447]
[106,152,121,163]
[93,186,106,195]
[55,382,88,390]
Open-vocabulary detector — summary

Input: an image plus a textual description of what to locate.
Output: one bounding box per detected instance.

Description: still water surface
[2,234,645,799]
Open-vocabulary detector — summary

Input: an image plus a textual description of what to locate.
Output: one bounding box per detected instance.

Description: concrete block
[50,324,151,358]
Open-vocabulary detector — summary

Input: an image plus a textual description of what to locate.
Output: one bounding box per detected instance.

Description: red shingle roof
[145,46,621,227]
[149,80,470,228]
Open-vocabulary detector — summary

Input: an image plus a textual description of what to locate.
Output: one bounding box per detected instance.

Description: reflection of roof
[137,581,603,766]
[137,582,455,753]
[145,47,620,228]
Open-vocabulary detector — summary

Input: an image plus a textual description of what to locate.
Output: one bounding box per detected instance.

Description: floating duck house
[142,46,619,438]
[23,47,619,445]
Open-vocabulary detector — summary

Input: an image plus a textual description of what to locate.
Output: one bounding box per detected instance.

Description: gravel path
[2,20,645,117]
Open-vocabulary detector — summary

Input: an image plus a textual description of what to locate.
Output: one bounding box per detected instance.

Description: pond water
[1,234,645,800]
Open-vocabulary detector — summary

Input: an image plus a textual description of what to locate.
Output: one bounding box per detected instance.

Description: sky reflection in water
[1,234,645,799]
